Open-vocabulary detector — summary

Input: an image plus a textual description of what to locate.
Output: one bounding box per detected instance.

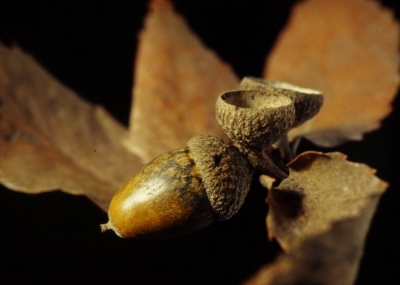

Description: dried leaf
[265,0,399,147]
[125,0,239,162]
[0,44,143,210]
[248,151,387,284]
[247,201,380,285]
[267,151,387,251]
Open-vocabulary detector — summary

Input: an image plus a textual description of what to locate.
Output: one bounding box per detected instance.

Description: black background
[0,0,399,284]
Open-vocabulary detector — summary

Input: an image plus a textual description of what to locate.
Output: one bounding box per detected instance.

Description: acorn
[100,79,322,238]
[100,135,253,238]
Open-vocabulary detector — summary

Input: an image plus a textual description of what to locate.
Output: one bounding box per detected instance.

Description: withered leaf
[249,151,387,284]
[0,44,143,210]
[266,151,387,252]
[247,202,380,285]
[265,0,399,147]
[125,0,239,162]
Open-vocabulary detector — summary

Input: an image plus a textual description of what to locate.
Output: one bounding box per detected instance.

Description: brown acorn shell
[215,89,295,149]
[240,77,323,127]
[188,135,254,221]
[106,148,215,238]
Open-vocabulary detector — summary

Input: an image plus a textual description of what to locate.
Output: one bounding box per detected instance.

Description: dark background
[0,0,399,284]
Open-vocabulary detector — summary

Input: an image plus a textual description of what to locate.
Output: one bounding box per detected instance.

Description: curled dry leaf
[0,44,143,210]
[266,151,387,251]
[248,151,387,284]
[125,0,239,162]
[265,0,399,147]
[247,202,380,285]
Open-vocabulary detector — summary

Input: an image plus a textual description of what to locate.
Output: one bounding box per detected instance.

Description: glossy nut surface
[104,148,214,238]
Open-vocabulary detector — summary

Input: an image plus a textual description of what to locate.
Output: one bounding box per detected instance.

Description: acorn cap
[187,135,253,221]
[215,89,295,149]
[240,77,323,127]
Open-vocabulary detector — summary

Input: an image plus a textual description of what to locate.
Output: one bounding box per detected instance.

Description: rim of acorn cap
[215,77,323,180]
[240,77,323,128]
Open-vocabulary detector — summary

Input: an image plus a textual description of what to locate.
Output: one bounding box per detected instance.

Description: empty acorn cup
[240,77,323,127]
[215,89,295,149]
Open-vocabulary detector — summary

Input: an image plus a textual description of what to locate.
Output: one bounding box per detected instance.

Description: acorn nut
[100,135,253,238]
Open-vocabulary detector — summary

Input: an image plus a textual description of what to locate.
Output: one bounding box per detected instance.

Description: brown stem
[273,135,295,163]
[291,137,302,156]
[233,143,289,181]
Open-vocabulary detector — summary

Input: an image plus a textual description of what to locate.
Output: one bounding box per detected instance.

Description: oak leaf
[265,0,399,147]
[0,45,143,211]
[125,0,239,162]
[266,151,387,251]
[247,203,381,285]
[248,151,387,284]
